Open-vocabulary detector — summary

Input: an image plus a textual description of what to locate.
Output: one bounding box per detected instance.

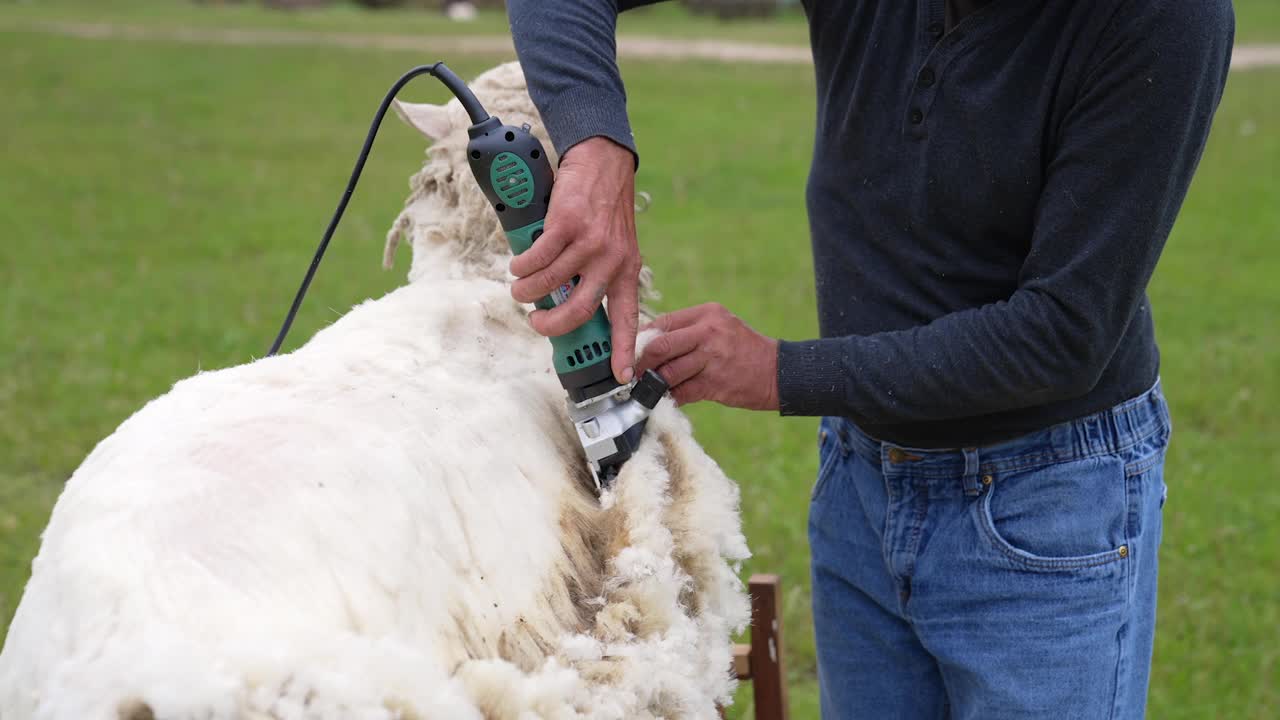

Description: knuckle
[514,251,548,276]
[548,220,575,242]
[658,360,676,380]
[542,314,567,335]
[676,355,698,378]
[572,301,595,325]
[535,268,559,295]
[530,246,555,265]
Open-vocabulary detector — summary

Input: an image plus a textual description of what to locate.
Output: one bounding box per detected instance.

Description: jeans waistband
[827,379,1172,484]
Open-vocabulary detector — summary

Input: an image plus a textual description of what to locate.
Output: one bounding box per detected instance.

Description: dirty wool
[0,63,751,720]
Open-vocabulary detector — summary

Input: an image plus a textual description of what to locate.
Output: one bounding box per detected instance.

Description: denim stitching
[881,456,900,583]
[1124,469,1139,603]
[1108,621,1127,720]
[905,489,928,580]
[1124,448,1167,478]
[977,481,1128,571]
[811,434,843,502]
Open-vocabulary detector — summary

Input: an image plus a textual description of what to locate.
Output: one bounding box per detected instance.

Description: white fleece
[0,62,750,720]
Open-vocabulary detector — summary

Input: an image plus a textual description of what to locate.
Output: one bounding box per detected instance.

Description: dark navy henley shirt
[507,0,1235,448]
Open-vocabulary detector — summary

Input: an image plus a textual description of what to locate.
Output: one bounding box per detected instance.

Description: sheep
[0,61,751,720]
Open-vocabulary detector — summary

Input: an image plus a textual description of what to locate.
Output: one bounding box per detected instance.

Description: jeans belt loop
[962,446,982,496]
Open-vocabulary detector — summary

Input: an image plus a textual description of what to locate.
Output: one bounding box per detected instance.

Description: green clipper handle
[465,116,619,404]
[505,220,615,372]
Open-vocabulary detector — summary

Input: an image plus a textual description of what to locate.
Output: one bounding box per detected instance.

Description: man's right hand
[509,136,642,385]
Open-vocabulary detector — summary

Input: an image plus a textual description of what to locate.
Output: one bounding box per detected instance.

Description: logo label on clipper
[550,281,573,306]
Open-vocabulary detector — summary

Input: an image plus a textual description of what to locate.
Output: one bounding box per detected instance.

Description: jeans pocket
[976,454,1131,572]
[811,420,842,503]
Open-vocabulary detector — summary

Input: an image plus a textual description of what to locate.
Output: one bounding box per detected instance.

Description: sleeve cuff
[540,86,639,169]
[777,338,851,417]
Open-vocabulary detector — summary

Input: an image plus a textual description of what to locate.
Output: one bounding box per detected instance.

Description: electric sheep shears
[268,62,667,491]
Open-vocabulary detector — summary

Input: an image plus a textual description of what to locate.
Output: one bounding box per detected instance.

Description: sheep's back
[0,279,750,719]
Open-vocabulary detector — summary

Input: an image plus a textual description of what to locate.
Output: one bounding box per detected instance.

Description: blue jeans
[809,381,1172,719]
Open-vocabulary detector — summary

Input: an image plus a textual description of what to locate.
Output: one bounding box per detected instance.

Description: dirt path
[11,20,1278,70]
[8,21,816,63]
[1233,45,1280,70]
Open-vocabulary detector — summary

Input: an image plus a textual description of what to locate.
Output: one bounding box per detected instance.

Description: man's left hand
[636,303,779,411]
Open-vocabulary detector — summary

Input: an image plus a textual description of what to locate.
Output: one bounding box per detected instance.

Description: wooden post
[733,643,752,680]
[748,574,789,720]
[719,574,789,720]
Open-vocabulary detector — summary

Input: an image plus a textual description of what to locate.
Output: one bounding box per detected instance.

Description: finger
[670,374,714,408]
[509,227,569,278]
[607,274,640,384]
[636,325,702,375]
[656,351,708,389]
[646,304,712,334]
[528,279,608,338]
[511,242,591,304]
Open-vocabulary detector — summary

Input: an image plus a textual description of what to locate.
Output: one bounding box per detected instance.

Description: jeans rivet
[1117,545,1129,558]
[981,474,993,486]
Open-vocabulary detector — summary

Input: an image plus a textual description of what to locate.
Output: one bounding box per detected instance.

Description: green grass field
[1,1,1277,718]
[0,0,813,43]
[5,0,1279,44]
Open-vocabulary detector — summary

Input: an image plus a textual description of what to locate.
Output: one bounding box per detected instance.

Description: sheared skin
[0,62,750,720]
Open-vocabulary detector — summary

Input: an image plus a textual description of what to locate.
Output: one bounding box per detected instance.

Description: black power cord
[266,62,488,356]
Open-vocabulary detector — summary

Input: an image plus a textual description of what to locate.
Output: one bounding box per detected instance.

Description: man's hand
[637,303,780,411]
[510,137,641,384]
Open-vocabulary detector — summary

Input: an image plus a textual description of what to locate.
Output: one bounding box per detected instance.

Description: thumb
[607,275,640,384]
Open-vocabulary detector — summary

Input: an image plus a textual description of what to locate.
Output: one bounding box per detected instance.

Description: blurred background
[0,1,1276,717]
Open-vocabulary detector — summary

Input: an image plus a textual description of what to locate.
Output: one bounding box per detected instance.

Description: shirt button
[910,108,924,125]
[928,21,944,36]
[919,68,936,87]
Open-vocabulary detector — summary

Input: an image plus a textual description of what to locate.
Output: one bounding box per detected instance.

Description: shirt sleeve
[777,0,1235,423]
[506,0,668,165]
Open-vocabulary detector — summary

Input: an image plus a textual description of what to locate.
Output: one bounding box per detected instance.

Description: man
[504,1,1234,717]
